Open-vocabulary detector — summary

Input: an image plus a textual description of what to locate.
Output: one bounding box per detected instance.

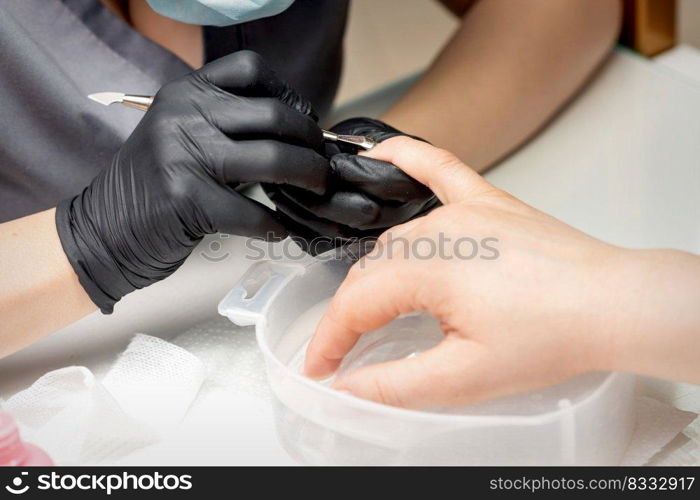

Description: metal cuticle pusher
[88,92,377,150]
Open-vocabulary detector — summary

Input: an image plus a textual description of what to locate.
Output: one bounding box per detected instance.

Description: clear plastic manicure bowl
[218,253,636,465]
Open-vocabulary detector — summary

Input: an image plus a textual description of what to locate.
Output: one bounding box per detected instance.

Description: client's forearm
[606,249,700,384]
[0,209,95,357]
[382,0,622,172]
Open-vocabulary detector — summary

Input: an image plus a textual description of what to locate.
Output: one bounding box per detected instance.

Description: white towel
[2,335,205,465]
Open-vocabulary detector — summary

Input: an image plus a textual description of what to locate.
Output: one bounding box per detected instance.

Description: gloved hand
[264,117,439,253]
[56,51,329,313]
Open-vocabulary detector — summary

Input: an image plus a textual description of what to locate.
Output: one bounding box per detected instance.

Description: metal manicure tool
[87,92,377,150]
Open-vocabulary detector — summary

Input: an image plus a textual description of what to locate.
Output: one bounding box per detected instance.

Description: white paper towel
[102,334,205,436]
[169,318,269,400]
[621,396,698,465]
[2,335,205,465]
[117,318,292,465]
[3,366,156,465]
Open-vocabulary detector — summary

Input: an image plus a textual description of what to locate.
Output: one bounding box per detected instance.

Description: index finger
[362,136,494,205]
[304,265,424,379]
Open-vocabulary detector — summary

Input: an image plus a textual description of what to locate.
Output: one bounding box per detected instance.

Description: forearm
[601,249,700,383]
[381,0,622,172]
[0,209,95,357]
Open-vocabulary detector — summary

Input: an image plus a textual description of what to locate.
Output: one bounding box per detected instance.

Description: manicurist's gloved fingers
[213,139,331,195]
[197,50,317,119]
[206,97,323,148]
[331,154,434,203]
[266,189,374,239]
[192,182,287,240]
[276,187,381,229]
[275,187,437,230]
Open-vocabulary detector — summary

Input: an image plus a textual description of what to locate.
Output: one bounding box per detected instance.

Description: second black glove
[264,117,439,252]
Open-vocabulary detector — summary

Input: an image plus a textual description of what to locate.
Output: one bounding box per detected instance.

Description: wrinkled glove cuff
[55,195,132,314]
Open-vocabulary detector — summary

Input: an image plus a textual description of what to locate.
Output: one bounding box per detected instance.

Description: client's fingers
[304,266,428,379]
[332,338,486,409]
[364,137,495,205]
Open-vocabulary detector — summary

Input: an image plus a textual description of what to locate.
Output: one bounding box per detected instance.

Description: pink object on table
[0,411,53,466]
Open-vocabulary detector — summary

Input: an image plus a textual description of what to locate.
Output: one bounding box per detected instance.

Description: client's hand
[303,137,700,409]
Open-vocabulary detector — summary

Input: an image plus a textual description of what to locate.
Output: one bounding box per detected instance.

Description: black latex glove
[57,51,328,313]
[263,117,439,253]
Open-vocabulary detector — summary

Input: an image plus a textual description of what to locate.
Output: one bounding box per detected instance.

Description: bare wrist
[597,248,700,380]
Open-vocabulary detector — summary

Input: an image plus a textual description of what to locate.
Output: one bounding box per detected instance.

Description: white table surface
[1,47,699,464]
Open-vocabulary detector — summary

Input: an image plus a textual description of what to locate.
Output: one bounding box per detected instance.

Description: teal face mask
[146,0,295,26]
